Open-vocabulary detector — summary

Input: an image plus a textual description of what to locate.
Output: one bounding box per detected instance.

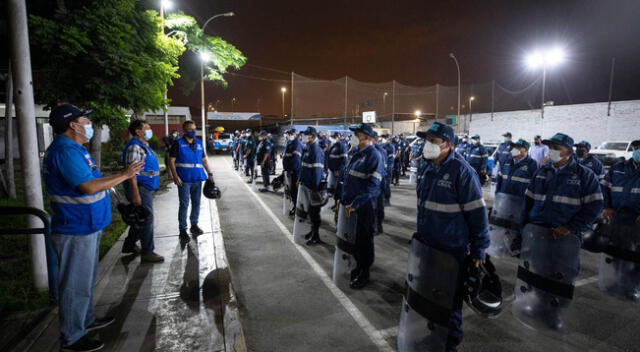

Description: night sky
[168,0,640,118]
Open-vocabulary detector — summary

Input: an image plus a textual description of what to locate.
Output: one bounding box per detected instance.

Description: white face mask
[350,136,358,146]
[510,148,521,157]
[549,149,564,163]
[472,139,479,145]
[381,138,387,144]
[422,141,442,160]
[303,135,311,144]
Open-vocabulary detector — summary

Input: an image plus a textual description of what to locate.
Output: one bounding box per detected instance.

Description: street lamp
[231,97,236,112]
[525,46,566,118]
[200,51,211,143]
[383,92,388,116]
[449,53,461,131]
[281,87,287,119]
[468,96,475,133]
[414,110,421,134]
[160,0,174,136]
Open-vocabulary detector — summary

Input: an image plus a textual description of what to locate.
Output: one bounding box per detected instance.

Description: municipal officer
[519,133,603,329]
[380,134,396,205]
[397,134,409,176]
[268,133,277,175]
[373,133,388,234]
[466,134,489,184]
[237,131,247,172]
[391,136,402,184]
[168,120,215,242]
[412,122,489,350]
[600,139,640,300]
[232,130,241,170]
[256,130,273,192]
[283,128,303,216]
[243,129,257,183]
[44,104,143,351]
[299,127,325,245]
[493,132,514,170]
[327,132,348,207]
[121,120,164,263]
[409,136,425,184]
[455,135,470,158]
[496,139,538,197]
[575,141,605,180]
[341,123,385,289]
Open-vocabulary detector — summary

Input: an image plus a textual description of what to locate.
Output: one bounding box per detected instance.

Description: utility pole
[8,0,48,291]
[607,58,616,116]
[4,62,17,198]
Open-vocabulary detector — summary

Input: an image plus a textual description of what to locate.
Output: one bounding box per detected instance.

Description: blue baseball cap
[575,140,591,151]
[510,139,530,150]
[286,128,297,134]
[417,122,455,142]
[471,134,481,139]
[302,126,318,136]
[348,123,376,137]
[543,133,574,149]
[259,130,268,136]
[48,104,93,130]
[331,132,341,138]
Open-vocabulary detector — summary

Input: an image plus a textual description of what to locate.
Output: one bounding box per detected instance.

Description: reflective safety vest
[496,155,538,197]
[122,138,160,191]
[175,137,207,183]
[43,136,111,235]
[601,159,640,214]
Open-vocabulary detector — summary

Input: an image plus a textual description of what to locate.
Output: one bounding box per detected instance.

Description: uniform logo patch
[438,173,452,188]
[567,174,581,185]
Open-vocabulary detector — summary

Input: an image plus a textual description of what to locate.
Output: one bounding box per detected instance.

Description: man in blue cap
[454,135,470,158]
[496,139,538,197]
[380,133,396,205]
[283,128,303,216]
[372,132,388,234]
[243,129,257,182]
[299,126,325,245]
[575,140,605,180]
[466,134,489,184]
[327,131,348,207]
[256,130,273,192]
[341,123,385,289]
[44,104,144,351]
[492,132,514,171]
[120,119,164,263]
[401,121,489,351]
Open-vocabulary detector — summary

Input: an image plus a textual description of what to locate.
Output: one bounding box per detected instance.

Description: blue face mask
[82,124,94,140]
[185,130,196,139]
[633,149,640,163]
[144,129,153,141]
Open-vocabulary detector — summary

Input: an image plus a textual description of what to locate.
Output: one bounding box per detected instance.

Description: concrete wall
[468,100,640,146]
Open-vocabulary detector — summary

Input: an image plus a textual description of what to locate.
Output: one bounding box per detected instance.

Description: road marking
[575,275,599,287]
[223,159,395,352]
[376,326,398,340]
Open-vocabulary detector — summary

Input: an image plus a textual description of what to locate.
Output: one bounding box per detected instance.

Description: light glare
[200,52,211,62]
[525,47,566,69]
[161,0,173,10]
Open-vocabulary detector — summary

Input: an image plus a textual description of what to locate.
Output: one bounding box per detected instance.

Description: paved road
[213,155,640,352]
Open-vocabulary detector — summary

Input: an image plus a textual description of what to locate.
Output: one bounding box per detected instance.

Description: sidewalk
[12,184,245,352]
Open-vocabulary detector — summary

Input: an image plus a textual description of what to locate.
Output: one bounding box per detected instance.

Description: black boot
[350,269,370,289]
[306,227,322,245]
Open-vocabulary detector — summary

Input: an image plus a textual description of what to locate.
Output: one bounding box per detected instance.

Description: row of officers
[250,121,639,352]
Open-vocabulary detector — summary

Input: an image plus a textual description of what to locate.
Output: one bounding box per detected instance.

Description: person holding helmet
[575,140,605,180]
[120,120,164,263]
[398,122,489,352]
[44,104,144,351]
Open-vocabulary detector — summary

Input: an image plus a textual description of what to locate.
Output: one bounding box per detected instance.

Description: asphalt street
[212,154,640,352]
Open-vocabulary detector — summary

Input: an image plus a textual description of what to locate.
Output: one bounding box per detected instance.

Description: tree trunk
[90,125,102,169]
[5,62,17,199]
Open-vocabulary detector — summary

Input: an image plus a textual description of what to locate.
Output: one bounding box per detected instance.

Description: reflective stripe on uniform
[422,200,461,213]
[536,175,547,179]
[525,189,546,201]
[139,171,157,176]
[581,193,604,203]
[611,186,624,192]
[600,179,612,188]
[293,151,302,156]
[469,154,488,158]
[552,195,581,205]
[510,176,531,184]
[462,198,486,211]
[348,169,382,181]
[284,153,293,157]
[631,188,640,194]
[175,163,203,168]
[302,162,324,168]
[329,154,348,158]
[50,191,107,205]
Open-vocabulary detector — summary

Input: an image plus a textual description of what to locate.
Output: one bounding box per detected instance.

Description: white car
[590,141,633,167]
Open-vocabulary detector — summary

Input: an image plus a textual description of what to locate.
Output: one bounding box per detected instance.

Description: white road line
[376,326,399,340]
[223,159,395,352]
[575,275,599,287]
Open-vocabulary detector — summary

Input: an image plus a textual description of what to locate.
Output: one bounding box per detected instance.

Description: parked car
[208,133,233,154]
[590,141,633,168]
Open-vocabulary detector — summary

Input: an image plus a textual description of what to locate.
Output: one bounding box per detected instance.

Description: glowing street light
[414,110,421,119]
[161,0,173,11]
[280,87,287,119]
[525,46,567,118]
[468,96,476,133]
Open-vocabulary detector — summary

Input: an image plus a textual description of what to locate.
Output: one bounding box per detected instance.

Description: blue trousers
[178,181,202,230]
[50,231,102,346]
[123,183,156,255]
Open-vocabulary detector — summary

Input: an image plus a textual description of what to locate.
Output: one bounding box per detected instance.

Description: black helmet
[117,203,151,228]
[463,255,503,318]
[203,179,221,199]
[271,173,285,191]
[581,223,604,253]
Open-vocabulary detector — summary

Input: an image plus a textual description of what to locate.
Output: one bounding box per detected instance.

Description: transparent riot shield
[409,160,418,185]
[598,219,640,301]
[292,184,312,245]
[327,171,338,194]
[282,173,292,216]
[487,193,525,258]
[512,224,581,332]
[332,204,358,289]
[398,238,460,352]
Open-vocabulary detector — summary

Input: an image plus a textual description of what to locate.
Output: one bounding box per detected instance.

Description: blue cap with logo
[542,133,574,149]
[510,138,531,150]
[302,126,318,136]
[286,128,297,134]
[348,122,376,137]
[417,122,455,142]
[575,140,591,151]
[48,104,93,130]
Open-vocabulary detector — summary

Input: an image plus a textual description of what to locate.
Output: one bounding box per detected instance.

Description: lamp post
[468,96,475,133]
[525,47,566,119]
[449,53,461,132]
[160,0,173,136]
[414,110,421,134]
[383,92,388,116]
[281,87,287,118]
[231,97,236,112]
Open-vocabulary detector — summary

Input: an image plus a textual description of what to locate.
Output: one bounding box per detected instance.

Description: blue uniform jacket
[455,142,469,158]
[494,142,513,165]
[300,140,325,190]
[601,159,640,215]
[579,154,605,180]
[416,150,490,259]
[411,139,425,160]
[328,140,348,172]
[523,156,604,236]
[374,144,387,177]
[382,142,396,174]
[496,155,538,197]
[466,144,488,171]
[256,139,272,164]
[341,144,385,210]
[244,136,256,160]
[283,138,303,173]
[239,137,247,154]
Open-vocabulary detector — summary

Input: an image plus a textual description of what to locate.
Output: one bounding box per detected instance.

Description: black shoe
[303,231,313,240]
[377,225,383,234]
[179,229,190,243]
[259,187,269,192]
[349,273,370,289]
[61,335,104,352]
[384,199,391,207]
[306,237,322,246]
[190,225,204,235]
[86,316,115,332]
[121,244,140,255]
[350,268,361,282]
[288,209,296,217]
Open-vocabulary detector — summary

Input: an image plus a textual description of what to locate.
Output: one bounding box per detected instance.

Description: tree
[164,11,246,95]
[29,0,185,165]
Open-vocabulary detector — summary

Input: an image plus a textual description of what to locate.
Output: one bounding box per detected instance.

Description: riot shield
[327,171,338,194]
[292,184,312,245]
[332,204,358,289]
[398,238,460,352]
[512,224,581,332]
[487,193,525,258]
[409,160,418,185]
[598,219,640,301]
[282,173,292,216]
